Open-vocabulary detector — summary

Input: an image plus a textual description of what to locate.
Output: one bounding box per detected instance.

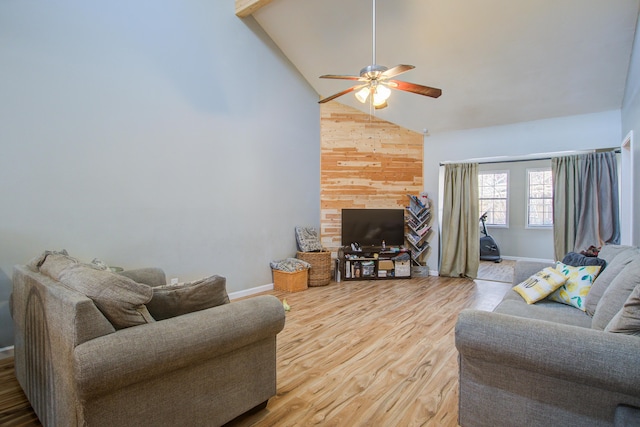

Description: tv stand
[338,246,412,281]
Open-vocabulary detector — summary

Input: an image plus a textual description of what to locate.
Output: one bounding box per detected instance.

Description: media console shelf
[338,246,412,281]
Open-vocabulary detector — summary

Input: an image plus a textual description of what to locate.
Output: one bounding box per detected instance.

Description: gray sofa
[11,252,285,426]
[455,245,640,427]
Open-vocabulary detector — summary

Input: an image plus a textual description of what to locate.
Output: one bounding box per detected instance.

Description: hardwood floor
[0,276,510,427]
[476,260,516,283]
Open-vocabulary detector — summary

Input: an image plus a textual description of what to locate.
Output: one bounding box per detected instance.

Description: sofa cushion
[597,244,635,265]
[58,264,154,329]
[146,275,230,320]
[592,257,640,330]
[119,268,167,288]
[585,249,640,316]
[494,292,593,327]
[512,267,567,304]
[605,284,640,336]
[547,262,602,311]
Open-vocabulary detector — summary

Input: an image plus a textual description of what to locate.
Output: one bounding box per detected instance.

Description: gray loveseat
[455,245,640,427]
[11,251,286,426]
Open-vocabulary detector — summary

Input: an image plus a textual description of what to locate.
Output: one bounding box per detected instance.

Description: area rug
[477,259,516,283]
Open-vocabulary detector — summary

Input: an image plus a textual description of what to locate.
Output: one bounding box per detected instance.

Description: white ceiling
[252,0,640,134]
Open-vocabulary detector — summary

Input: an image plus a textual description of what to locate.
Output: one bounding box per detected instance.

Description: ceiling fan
[318,0,442,109]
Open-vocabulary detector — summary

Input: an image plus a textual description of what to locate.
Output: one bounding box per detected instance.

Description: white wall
[478,159,554,260]
[622,9,640,247]
[425,110,622,271]
[0,1,321,346]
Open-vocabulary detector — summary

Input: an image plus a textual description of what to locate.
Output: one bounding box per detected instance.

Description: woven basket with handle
[296,251,331,286]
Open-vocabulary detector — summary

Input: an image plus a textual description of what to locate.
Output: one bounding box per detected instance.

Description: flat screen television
[341,208,405,247]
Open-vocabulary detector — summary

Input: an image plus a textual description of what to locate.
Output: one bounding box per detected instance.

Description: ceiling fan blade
[318,84,368,104]
[381,64,415,79]
[320,74,366,81]
[389,80,442,98]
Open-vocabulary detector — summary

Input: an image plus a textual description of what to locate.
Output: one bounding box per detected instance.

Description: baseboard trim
[0,345,14,354]
[228,284,274,300]
[501,255,555,263]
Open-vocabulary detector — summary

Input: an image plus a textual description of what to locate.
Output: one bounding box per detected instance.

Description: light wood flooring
[476,260,516,283]
[0,276,511,427]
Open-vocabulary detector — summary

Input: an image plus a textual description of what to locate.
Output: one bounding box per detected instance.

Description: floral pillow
[547,262,602,311]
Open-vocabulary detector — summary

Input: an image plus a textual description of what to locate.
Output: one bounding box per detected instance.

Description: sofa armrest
[513,260,554,285]
[73,295,285,400]
[455,309,640,397]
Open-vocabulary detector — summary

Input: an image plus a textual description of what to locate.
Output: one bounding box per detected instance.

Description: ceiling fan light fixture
[355,86,370,103]
[372,84,391,106]
[317,0,441,106]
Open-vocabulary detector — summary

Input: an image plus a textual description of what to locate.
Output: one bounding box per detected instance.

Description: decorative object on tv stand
[406,193,432,270]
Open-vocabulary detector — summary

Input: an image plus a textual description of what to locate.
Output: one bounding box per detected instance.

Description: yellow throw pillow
[513,267,568,304]
[547,262,602,311]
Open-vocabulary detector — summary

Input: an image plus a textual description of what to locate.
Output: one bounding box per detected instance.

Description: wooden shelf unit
[338,246,412,281]
[405,195,432,266]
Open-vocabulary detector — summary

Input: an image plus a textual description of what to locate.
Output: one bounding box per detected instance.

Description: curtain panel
[440,163,479,278]
[552,151,620,260]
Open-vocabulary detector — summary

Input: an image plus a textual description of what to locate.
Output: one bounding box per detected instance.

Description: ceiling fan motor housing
[360,64,388,80]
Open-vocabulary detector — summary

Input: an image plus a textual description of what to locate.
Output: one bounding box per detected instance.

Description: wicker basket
[296,251,331,286]
[272,269,308,292]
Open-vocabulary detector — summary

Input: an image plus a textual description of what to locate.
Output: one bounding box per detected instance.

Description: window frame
[478,170,509,228]
[526,167,553,229]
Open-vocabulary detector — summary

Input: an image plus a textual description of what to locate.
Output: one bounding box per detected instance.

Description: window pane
[478,171,508,226]
[527,169,553,226]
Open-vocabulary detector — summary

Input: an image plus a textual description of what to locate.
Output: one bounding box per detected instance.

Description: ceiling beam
[235,0,274,18]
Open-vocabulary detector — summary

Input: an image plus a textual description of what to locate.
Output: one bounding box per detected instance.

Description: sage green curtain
[551,156,580,260]
[552,152,620,260]
[440,163,479,278]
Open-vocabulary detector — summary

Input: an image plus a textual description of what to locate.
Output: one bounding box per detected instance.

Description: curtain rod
[439,147,621,166]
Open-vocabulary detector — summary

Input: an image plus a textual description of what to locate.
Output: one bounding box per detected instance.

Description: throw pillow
[146,275,230,321]
[605,284,640,336]
[547,262,602,311]
[295,226,323,252]
[585,249,639,316]
[512,267,568,304]
[592,257,640,330]
[58,264,154,329]
[561,252,607,269]
[26,249,73,272]
[39,252,80,280]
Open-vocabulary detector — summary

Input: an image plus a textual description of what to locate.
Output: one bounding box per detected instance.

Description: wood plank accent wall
[320,102,424,253]
[235,0,274,17]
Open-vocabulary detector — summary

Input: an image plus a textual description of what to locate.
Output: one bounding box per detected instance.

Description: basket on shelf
[296,250,331,287]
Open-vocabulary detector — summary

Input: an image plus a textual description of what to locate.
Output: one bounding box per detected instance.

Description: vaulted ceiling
[238,0,640,135]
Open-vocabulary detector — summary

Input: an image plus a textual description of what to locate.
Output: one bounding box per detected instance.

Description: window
[527,168,553,227]
[478,171,508,226]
